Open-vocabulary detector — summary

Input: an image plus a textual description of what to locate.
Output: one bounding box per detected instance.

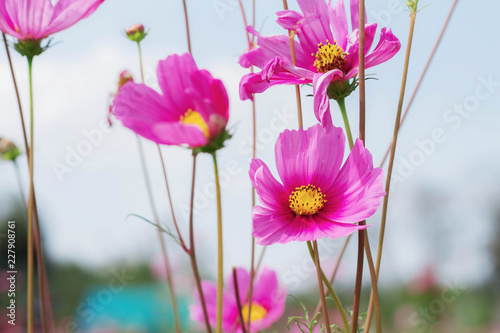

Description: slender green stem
[366,5,419,333]
[212,152,224,333]
[337,98,354,150]
[137,42,144,82]
[26,55,34,333]
[306,242,349,332]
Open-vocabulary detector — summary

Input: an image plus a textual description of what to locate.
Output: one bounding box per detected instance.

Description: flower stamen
[313,40,347,73]
[241,303,267,323]
[289,184,326,216]
[180,109,209,138]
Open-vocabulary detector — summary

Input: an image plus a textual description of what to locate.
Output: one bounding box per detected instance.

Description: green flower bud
[125,24,148,43]
[0,138,20,161]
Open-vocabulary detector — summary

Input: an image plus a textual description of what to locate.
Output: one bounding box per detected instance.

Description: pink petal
[276,10,304,30]
[153,122,208,147]
[365,27,401,69]
[113,82,176,141]
[323,139,386,222]
[274,123,345,193]
[312,70,343,131]
[329,0,348,50]
[249,159,288,209]
[252,205,296,246]
[157,53,198,115]
[239,68,311,102]
[295,0,334,54]
[47,0,104,37]
[227,267,250,306]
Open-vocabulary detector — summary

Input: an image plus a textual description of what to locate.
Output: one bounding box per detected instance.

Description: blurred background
[1,0,499,332]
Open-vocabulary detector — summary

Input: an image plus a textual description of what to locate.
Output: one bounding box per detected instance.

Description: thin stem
[137,42,144,83]
[282,0,288,10]
[306,242,350,332]
[212,152,224,333]
[182,0,192,53]
[379,0,458,168]
[237,0,251,47]
[363,233,381,333]
[351,1,367,331]
[337,98,354,150]
[366,6,419,333]
[288,30,303,129]
[188,154,213,333]
[13,160,27,207]
[27,55,34,333]
[312,241,332,333]
[233,268,248,333]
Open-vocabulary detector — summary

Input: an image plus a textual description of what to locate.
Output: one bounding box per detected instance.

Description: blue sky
[1,0,499,291]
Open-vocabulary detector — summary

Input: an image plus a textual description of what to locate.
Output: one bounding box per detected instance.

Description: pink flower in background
[239,0,400,127]
[249,124,385,245]
[190,267,286,332]
[113,53,230,148]
[0,0,105,40]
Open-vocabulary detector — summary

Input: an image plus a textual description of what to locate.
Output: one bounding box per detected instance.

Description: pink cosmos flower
[249,124,385,245]
[239,0,400,127]
[190,267,286,332]
[113,53,229,148]
[0,0,104,40]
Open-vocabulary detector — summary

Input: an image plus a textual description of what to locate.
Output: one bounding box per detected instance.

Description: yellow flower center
[179,109,209,138]
[241,303,268,323]
[289,185,326,216]
[313,40,347,74]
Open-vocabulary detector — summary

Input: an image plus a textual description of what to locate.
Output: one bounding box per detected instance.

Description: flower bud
[125,24,148,43]
[0,138,20,161]
[117,70,134,91]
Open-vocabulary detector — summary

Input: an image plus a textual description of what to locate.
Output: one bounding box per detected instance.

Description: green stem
[212,152,224,333]
[307,242,350,332]
[311,241,332,333]
[27,55,34,333]
[337,98,354,150]
[137,42,144,82]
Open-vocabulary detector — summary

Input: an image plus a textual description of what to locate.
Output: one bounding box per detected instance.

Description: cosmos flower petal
[276,10,304,30]
[296,0,334,54]
[157,53,198,115]
[344,22,378,78]
[365,27,401,69]
[239,69,311,101]
[329,0,348,50]
[152,122,208,147]
[323,139,386,222]
[47,0,104,37]
[252,205,296,246]
[313,70,342,131]
[250,159,288,209]
[275,124,345,192]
